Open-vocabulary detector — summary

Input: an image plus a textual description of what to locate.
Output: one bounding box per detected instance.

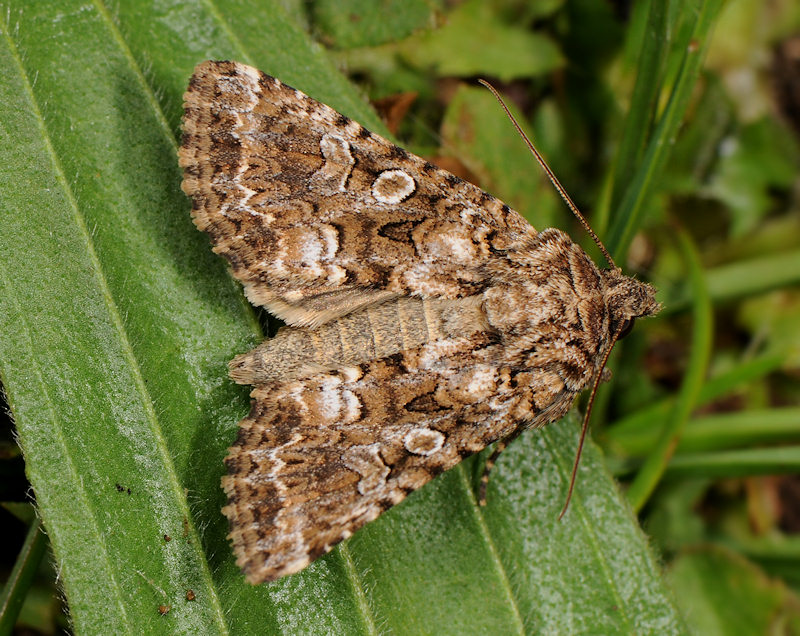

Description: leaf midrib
[458,464,526,634]
[542,432,634,630]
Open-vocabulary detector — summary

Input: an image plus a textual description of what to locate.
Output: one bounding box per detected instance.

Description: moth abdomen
[229,295,490,385]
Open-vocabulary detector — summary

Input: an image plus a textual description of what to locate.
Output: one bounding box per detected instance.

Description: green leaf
[729,535,800,589]
[596,0,670,235]
[668,546,800,634]
[707,117,800,236]
[664,446,800,479]
[397,0,563,81]
[610,406,800,456]
[0,1,682,632]
[662,247,800,314]
[738,291,800,367]
[439,85,561,229]
[313,0,440,49]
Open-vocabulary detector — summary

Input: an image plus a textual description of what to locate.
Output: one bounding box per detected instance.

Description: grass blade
[663,247,800,313]
[606,0,725,259]
[665,447,800,478]
[0,520,47,634]
[627,226,713,511]
[596,0,669,235]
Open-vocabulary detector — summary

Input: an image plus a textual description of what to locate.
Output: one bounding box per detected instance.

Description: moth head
[601,268,661,338]
[557,268,660,521]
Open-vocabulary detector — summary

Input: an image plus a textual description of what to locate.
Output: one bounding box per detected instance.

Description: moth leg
[478,428,525,506]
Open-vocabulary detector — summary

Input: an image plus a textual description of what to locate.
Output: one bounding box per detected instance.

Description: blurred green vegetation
[2,0,800,633]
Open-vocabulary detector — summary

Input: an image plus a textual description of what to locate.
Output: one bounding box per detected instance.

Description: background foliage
[1,0,799,634]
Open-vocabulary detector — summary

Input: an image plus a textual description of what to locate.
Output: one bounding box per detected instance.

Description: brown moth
[179,60,661,584]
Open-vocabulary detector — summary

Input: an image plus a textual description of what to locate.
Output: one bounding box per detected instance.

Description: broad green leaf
[439,85,561,230]
[0,1,681,632]
[706,118,800,236]
[667,546,800,635]
[313,0,440,49]
[397,0,563,81]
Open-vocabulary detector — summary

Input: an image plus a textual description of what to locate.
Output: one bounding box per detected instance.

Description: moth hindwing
[179,60,661,583]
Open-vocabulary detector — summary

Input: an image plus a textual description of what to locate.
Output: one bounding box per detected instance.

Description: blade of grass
[610,407,800,456]
[725,537,800,588]
[0,519,47,635]
[604,351,786,450]
[664,447,800,478]
[596,0,669,235]
[606,0,724,260]
[627,226,713,511]
[661,247,800,314]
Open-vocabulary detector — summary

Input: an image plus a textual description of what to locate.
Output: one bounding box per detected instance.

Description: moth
[179,60,660,584]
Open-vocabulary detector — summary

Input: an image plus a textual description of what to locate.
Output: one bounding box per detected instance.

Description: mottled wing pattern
[179,60,536,327]
[222,329,577,583]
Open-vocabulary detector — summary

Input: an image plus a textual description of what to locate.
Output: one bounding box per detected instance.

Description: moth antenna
[557,326,623,520]
[478,79,617,270]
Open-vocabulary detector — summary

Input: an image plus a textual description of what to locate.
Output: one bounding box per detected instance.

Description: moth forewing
[179,60,660,584]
